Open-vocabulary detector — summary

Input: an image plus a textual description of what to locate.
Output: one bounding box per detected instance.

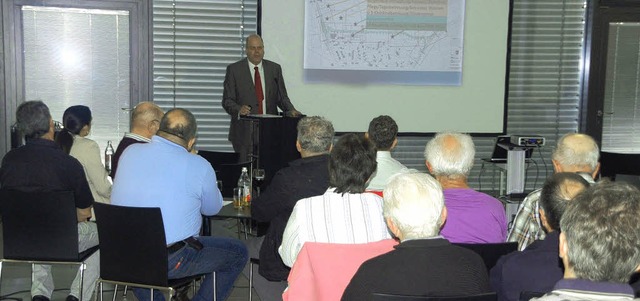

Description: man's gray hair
[560,181,640,283]
[552,133,600,172]
[297,116,334,153]
[383,172,445,240]
[16,100,51,139]
[424,132,475,177]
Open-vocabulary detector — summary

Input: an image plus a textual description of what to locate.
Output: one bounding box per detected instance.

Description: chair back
[284,239,398,301]
[0,190,80,261]
[216,160,253,197]
[198,151,240,168]
[371,292,497,301]
[453,242,518,272]
[93,203,170,287]
[519,291,544,301]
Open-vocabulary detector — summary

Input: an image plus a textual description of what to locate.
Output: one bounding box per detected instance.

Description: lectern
[241,114,302,188]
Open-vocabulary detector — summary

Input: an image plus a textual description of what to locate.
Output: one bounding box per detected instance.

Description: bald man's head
[552,133,600,174]
[158,108,197,143]
[131,102,164,138]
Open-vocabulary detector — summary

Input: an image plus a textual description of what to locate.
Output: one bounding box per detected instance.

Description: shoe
[65,295,79,301]
[32,295,50,301]
[171,284,191,301]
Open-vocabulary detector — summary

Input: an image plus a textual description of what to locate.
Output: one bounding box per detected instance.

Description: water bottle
[105,140,114,173]
[237,167,252,206]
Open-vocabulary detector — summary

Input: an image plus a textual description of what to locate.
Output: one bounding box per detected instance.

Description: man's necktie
[254,66,264,114]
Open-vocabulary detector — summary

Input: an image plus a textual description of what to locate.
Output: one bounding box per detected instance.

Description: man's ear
[390,137,398,150]
[591,162,601,179]
[187,137,196,152]
[296,140,302,153]
[559,232,568,259]
[552,159,563,173]
[539,208,551,232]
[426,161,434,174]
[385,217,401,239]
[439,206,448,229]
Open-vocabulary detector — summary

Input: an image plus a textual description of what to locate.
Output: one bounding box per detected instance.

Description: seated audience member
[424,132,507,243]
[533,181,640,301]
[279,133,392,267]
[341,172,491,300]
[56,105,111,206]
[490,173,590,301]
[111,108,248,301]
[365,115,407,191]
[246,116,334,301]
[508,133,599,250]
[0,101,98,301]
[110,101,164,178]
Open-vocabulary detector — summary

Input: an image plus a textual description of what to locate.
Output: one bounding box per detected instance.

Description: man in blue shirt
[111,108,248,301]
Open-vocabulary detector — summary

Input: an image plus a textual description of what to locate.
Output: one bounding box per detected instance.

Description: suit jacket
[490,231,563,301]
[251,154,330,281]
[341,238,491,301]
[222,58,297,146]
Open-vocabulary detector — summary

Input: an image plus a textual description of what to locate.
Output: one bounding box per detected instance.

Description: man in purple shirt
[424,132,507,243]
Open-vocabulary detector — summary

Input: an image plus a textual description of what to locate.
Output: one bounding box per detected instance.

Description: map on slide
[304,0,465,73]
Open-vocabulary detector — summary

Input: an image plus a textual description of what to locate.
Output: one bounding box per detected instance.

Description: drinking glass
[233,187,244,209]
[252,168,266,197]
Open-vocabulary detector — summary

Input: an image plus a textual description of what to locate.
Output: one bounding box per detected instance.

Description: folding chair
[0,190,99,301]
[93,203,215,301]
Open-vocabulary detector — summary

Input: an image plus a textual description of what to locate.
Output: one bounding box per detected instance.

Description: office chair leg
[79,263,85,301]
[0,261,4,298]
[150,288,154,301]
[249,262,253,301]
[123,285,128,297]
[112,284,118,301]
[213,271,217,301]
[99,281,103,301]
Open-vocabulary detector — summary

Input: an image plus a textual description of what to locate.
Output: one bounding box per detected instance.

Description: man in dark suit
[222,34,301,161]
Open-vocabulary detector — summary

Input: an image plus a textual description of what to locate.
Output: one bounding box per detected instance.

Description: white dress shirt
[279,188,392,267]
[366,151,408,191]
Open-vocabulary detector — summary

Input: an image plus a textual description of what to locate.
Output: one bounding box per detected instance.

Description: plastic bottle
[237,167,252,206]
[105,140,114,173]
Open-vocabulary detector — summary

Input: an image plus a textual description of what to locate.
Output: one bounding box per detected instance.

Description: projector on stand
[510,135,545,147]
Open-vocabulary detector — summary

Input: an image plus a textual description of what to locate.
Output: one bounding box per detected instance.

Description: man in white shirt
[365,115,408,191]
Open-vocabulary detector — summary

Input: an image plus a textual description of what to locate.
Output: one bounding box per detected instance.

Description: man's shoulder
[262,59,282,69]
[228,58,248,69]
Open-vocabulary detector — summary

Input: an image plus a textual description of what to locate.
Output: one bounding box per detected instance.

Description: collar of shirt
[152,135,188,152]
[124,132,151,143]
[26,138,59,149]
[248,60,263,74]
[553,278,635,297]
[376,150,393,159]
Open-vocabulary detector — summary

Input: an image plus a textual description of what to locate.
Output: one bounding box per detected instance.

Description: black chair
[453,242,518,272]
[93,203,215,301]
[371,292,497,301]
[0,190,99,301]
[519,291,545,301]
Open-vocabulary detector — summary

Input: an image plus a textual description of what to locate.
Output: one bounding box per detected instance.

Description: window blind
[396,0,586,194]
[152,0,257,151]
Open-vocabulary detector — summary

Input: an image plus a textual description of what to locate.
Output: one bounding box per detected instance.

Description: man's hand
[288,109,302,117]
[239,105,252,116]
[77,207,92,222]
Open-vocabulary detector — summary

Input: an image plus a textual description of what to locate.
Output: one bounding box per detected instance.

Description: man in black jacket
[245,116,334,301]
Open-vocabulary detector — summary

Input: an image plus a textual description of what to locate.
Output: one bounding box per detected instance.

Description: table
[202,202,252,238]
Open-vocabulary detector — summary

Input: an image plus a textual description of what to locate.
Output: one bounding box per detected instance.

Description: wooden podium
[241,114,302,188]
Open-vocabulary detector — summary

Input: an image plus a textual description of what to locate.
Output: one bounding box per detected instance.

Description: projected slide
[304,0,465,85]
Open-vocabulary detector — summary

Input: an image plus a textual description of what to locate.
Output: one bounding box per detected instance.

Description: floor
[0,218,260,301]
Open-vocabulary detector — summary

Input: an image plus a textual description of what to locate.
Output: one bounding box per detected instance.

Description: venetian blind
[152,0,258,151]
[395,0,586,194]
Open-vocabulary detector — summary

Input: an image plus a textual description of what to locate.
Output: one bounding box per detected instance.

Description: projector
[510,135,545,146]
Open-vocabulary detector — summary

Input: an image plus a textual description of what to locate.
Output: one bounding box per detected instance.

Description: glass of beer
[233,187,244,209]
